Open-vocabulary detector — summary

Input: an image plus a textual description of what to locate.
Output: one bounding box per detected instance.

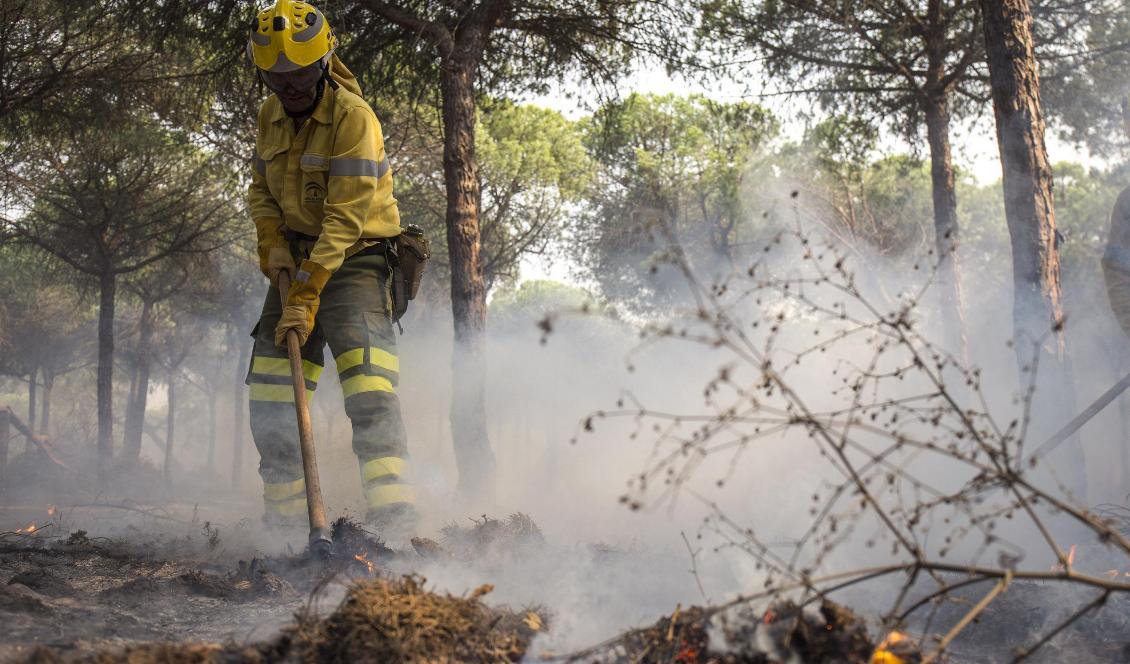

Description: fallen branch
[1,406,69,469]
[924,571,1012,663]
[0,523,52,540]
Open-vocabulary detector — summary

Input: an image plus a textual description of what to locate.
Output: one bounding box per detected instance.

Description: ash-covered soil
[0,540,306,653]
[4,505,1130,663]
[0,506,552,663]
[0,522,343,661]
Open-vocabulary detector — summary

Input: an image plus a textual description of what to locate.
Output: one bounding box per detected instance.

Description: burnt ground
[0,513,339,661]
[0,504,554,663]
[3,504,1130,663]
[0,518,899,664]
[0,540,306,655]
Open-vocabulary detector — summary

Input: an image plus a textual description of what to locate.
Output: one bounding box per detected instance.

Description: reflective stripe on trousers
[263,477,308,520]
[248,356,322,403]
[335,345,398,398]
[360,456,414,509]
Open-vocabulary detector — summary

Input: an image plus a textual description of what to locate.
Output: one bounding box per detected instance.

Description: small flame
[16,522,37,534]
[47,505,57,518]
[354,553,375,575]
[870,631,909,664]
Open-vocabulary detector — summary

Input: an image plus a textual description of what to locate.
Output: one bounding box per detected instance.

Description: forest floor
[1,503,1129,663]
[0,502,327,661]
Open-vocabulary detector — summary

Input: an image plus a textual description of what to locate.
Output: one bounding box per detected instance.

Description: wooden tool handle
[276,271,330,542]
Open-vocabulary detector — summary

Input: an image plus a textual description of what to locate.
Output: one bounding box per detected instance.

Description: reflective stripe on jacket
[248,75,400,274]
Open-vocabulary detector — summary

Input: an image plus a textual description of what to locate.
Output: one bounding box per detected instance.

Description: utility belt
[281,228,390,260]
[280,226,430,329]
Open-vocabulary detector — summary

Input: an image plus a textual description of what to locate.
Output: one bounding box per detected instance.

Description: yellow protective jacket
[1104,186,1130,336]
[249,56,400,275]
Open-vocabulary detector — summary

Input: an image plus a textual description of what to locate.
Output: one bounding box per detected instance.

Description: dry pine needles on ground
[582,599,920,664]
[281,575,543,663]
[24,574,545,664]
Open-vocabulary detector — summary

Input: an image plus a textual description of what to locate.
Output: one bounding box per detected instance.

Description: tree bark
[126,364,139,435]
[980,0,1064,356]
[96,270,117,475]
[979,0,1084,495]
[164,375,176,484]
[922,0,968,360]
[0,410,9,487]
[27,366,37,434]
[922,90,969,361]
[441,35,496,499]
[206,388,217,475]
[40,371,52,439]
[123,299,154,463]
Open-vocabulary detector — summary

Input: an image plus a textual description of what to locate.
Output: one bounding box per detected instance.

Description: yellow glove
[275,260,331,348]
[255,217,293,285]
[276,304,313,347]
[265,247,295,288]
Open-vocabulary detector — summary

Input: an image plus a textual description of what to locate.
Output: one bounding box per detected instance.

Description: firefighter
[1103,99,1130,337]
[245,0,414,536]
[1105,189,1130,334]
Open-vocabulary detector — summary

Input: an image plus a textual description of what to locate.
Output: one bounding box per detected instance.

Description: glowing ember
[46,505,57,518]
[16,522,37,534]
[870,631,909,664]
[354,553,375,575]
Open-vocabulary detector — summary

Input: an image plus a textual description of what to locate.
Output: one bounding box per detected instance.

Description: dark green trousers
[247,250,411,524]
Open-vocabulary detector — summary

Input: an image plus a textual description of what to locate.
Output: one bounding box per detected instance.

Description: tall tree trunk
[27,366,37,434]
[40,371,52,439]
[126,363,139,438]
[922,90,968,362]
[0,410,9,486]
[123,300,154,463]
[164,375,176,484]
[923,2,968,362]
[207,389,217,475]
[96,270,117,475]
[980,0,1064,357]
[980,0,1084,496]
[440,43,496,499]
[232,341,249,489]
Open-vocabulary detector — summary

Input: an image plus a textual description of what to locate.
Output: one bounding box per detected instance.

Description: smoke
[379,168,1130,651]
[4,150,1129,659]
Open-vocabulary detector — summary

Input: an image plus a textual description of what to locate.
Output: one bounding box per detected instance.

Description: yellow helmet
[248,1,337,73]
